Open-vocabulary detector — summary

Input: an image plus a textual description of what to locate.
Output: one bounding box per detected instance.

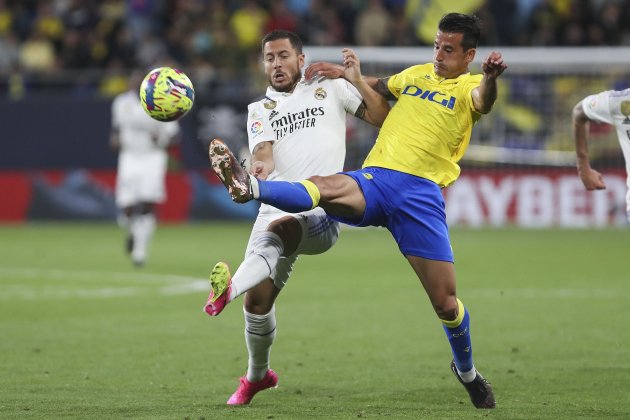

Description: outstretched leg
[208,138,365,219]
[203,215,300,316]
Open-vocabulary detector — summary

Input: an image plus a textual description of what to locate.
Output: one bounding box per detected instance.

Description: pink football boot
[203,261,232,316]
[227,370,279,405]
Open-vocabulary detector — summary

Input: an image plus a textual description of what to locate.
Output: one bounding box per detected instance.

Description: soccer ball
[140,67,195,122]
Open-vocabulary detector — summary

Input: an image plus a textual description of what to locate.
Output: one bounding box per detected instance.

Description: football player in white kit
[572,88,630,221]
[110,71,181,266]
[202,30,389,405]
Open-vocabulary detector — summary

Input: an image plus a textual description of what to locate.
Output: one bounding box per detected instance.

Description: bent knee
[267,217,299,239]
[243,299,274,315]
[433,296,459,321]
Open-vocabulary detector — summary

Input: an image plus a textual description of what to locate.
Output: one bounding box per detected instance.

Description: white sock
[131,213,156,263]
[250,175,260,199]
[229,232,284,301]
[458,365,477,383]
[244,306,276,382]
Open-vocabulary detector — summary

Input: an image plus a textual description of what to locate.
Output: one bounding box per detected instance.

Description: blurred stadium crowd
[1,0,629,97]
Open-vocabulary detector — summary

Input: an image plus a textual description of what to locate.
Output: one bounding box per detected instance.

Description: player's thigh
[244,214,277,257]
[138,164,166,203]
[265,210,339,291]
[308,173,365,219]
[266,215,303,256]
[245,214,299,290]
[116,177,138,208]
[289,208,340,256]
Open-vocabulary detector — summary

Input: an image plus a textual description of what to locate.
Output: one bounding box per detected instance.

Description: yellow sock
[441,298,465,328]
[298,180,320,209]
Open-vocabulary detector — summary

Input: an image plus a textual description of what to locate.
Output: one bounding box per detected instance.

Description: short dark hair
[438,13,481,51]
[261,30,303,54]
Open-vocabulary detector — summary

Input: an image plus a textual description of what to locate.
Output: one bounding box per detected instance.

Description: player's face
[433,31,476,79]
[263,38,305,93]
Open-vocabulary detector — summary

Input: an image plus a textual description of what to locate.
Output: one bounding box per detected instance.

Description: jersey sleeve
[386,67,412,99]
[247,102,275,153]
[582,91,613,125]
[464,74,483,113]
[334,79,363,114]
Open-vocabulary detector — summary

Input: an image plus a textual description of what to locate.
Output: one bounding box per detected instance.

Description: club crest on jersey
[264,100,277,110]
[250,120,263,137]
[314,87,327,100]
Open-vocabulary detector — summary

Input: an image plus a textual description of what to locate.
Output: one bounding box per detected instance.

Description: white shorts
[245,207,340,289]
[115,152,167,208]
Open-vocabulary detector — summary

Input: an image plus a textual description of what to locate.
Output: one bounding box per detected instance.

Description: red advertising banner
[444,169,628,227]
[0,169,627,226]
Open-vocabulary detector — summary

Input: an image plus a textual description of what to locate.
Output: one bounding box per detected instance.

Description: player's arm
[305,62,396,102]
[370,77,396,101]
[341,48,391,127]
[250,141,275,180]
[472,51,507,114]
[572,100,606,190]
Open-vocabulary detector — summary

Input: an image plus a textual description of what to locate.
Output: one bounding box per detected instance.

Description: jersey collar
[430,67,471,84]
[265,77,308,99]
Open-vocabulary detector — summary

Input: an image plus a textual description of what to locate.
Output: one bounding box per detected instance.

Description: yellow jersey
[362,63,483,187]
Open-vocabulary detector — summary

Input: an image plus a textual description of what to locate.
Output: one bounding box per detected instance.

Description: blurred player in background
[572,88,630,222]
[110,71,181,267]
[203,30,388,405]
[209,14,505,408]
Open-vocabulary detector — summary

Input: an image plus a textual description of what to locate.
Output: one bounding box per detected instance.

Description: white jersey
[112,90,180,155]
[112,90,180,207]
[582,89,630,216]
[247,78,363,214]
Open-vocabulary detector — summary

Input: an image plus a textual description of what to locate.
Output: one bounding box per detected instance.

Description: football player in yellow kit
[209,13,506,409]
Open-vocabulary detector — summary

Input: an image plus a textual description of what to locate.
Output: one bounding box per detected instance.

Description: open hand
[342,48,362,84]
[482,51,507,79]
[305,62,345,82]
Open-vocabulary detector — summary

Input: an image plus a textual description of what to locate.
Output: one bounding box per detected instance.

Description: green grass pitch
[1,223,629,419]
